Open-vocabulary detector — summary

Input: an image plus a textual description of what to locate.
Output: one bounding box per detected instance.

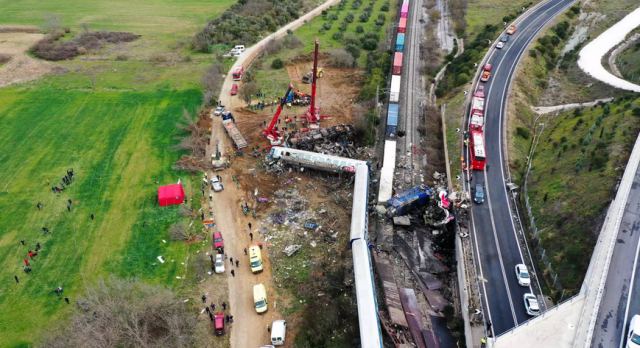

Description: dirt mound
[0,31,58,88]
[32,30,140,61]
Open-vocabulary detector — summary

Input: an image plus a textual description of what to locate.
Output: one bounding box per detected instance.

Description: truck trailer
[221,111,248,149]
[386,185,433,217]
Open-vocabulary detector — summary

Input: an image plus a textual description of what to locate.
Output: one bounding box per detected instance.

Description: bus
[469,129,486,170]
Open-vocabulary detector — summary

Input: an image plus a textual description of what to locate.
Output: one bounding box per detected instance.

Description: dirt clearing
[0,26,59,88]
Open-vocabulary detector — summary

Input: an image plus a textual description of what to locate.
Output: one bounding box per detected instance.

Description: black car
[500,35,510,42]
[474,184,485,204]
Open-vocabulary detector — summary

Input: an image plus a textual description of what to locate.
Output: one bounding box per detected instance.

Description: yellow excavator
[302,67,324,84]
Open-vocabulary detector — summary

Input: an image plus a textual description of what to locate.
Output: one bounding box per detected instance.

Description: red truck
[480,63,492,82]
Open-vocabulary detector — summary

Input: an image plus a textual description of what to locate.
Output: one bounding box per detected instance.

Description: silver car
[523,293,540,316]
[515,264,531,286]
[210,177,223,192]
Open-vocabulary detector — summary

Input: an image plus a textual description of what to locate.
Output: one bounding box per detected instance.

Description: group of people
[51,169,75,193]
[14,169,82,306]
[201,295,234,323]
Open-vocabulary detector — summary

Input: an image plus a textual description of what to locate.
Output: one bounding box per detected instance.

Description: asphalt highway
[466,0,576,336]
[592,162,640,348]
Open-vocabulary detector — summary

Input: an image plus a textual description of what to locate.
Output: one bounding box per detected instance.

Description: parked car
[214,312,225,335]
[270,320,287,346]
[515,264,531,286]
[253,283,268,313]
[507,24,517,35]
[213,231,224,251]
[215,253,225,274]
[214,106,224,116]
[474,184,485,204]
[500,34,510,42]
[230,83,238,96]
[249,245,263,273]
[523,293,540,316]
[627,315,640,348]
[496,41,505,49]
[210,176,223,192]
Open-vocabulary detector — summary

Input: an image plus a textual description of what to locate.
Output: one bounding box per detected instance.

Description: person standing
[222,302,227,310]
[14,275,19,284]
[249,232,253,241]
[230,269,235,277]
[201,294,207,303]
[243,248,247,255]
[235,260,239,267]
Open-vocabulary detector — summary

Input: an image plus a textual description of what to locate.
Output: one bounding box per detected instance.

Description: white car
[523,293,540,316]
[213,106,224,116]
[214,253,225,274]
[496,41,505,49]
[627,315,640,348]
[515,264,531,286]
[210,177,223,192]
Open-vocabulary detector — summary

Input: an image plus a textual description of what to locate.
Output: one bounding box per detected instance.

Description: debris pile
[288,124,355,152]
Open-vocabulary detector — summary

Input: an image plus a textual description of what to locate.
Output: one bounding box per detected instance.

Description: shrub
[361,38,377,50]
[327,48,355,67]
[356,25,364,33]
[271,58,284,69]
[516,127,531,139]
[332,32,343,41]
[380,2,390,11]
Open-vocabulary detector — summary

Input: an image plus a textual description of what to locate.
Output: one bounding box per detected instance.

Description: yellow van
[249,245,263,273]
[253,283,268,313]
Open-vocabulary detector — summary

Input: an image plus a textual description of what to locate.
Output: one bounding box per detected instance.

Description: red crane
[263,84,294,146]
[305,39,320,127]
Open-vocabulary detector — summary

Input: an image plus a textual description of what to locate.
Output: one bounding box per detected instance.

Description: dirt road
[203,1,342,346]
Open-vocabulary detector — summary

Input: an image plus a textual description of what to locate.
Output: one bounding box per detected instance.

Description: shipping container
[395,33,405,51]
[387,103,399,126]
[400,0,409,18]
[393,52,403,75]
[398,18,407,33]
[390,76,401,103]
[378,140,398,203]
[386,103,399,137]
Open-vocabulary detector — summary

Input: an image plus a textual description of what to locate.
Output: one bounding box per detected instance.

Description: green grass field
[465,0,536,40]
[0,1,234,345]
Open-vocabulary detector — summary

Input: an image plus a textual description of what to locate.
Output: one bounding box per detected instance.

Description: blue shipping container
[386,125,397,137]
[395,33,405,51]
[387,103,399,126]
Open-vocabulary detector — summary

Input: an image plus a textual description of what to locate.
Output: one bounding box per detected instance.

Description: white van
[249,245,263,273]
[253,283,268,313]
[270,320,286,346]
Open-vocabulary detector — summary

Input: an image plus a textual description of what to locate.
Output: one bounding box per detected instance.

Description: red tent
[158,183,185,207]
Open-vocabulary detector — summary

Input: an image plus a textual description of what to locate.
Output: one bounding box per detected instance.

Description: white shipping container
[390,76,401,103]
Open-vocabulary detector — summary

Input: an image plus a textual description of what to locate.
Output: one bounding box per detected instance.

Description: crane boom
[306,39,320,126]
[263,84,293,144]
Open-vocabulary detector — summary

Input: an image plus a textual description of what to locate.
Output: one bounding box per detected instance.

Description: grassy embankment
[0,1,234,346]
[618,35,640,84]
[441,0,538,188]
[507,0,640,295]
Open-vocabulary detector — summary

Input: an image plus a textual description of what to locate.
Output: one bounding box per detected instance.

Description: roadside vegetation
[439,0,537,188]
[617,37,640,84]
[525,97,640,293]
[507,0,640,296]
[0,1,233,345]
